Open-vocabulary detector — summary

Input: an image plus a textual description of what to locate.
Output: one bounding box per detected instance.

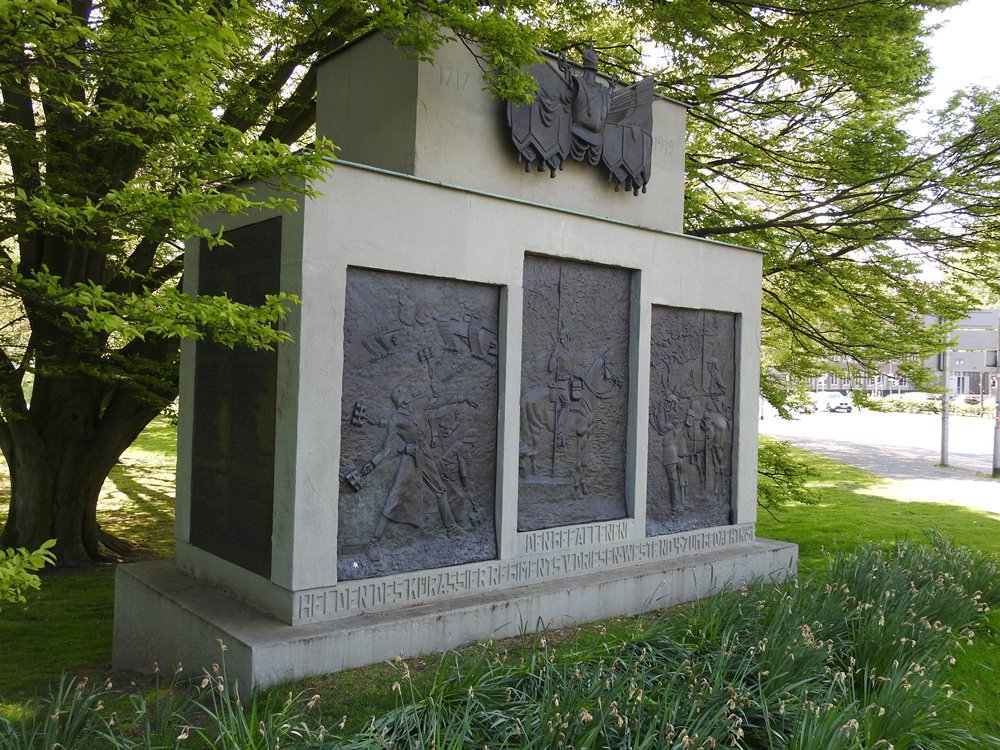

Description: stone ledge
[113,538,797,690]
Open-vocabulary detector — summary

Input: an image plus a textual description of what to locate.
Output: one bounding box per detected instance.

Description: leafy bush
[757,437,819,511]
[0,540,55,612]
[886,398,942,414]
[951,400,995,417]
[879,397,994,417]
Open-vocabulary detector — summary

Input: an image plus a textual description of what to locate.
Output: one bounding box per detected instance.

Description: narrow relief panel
[647,307,736,536]
[338,269,500,581]
[190,218,281,578]
[518,256,630,531]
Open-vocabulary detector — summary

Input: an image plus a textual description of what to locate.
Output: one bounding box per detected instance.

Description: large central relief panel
[518,256,631,531]
[337,268,500,581]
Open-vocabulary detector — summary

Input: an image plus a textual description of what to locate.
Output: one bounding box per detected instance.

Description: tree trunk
[0,375,169,566]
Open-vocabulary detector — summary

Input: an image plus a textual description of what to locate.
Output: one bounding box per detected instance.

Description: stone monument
[113,33,797,689]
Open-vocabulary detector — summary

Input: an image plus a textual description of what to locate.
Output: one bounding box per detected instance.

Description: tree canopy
[2,0,999,560]
[620,0,998,409]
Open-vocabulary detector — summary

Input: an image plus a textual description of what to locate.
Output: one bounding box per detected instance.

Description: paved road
[759,407,999,515]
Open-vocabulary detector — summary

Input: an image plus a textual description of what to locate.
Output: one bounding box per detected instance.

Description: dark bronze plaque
[518,257,630,531]
[338,269,500,580]
[507,45,654,195]
[190,218,281,577]
[647,307,736,536]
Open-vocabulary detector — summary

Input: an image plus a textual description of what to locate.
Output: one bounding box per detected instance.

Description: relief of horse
[519,351,622,498]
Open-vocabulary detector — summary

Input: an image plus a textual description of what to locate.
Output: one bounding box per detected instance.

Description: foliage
[2,536,997,748]
[0,539,55,612]
[334,535,998,750]
[190,666,323,750]
[875,395,997,417]
[934,86,1000,307]
[0,0,551,393]
[0,675,112,750]
[593,0,999,399]
[0,0,554,562]
[757,437,818,512]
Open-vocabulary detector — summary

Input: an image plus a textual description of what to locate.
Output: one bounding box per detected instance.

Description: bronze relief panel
[518,256,631,531]
[647,307,736,536]
[338,268,500,580]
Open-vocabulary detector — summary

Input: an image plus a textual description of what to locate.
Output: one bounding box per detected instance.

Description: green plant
[185,647,325,750]
[328,537,1000,749]
[103,664,198,750]
[2,536,998,748]
[0,539,55,611]
[0,675,110,750]
[757,437,820,513]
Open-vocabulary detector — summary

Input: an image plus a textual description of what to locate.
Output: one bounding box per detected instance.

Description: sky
[923,0,1000,111]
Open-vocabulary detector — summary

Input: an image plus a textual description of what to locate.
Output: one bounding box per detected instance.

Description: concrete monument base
[113,35,794,694]
[113,537,797,690]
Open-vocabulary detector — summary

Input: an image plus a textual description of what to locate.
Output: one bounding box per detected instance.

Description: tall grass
[6,533,991,749]
[337,532,997,749]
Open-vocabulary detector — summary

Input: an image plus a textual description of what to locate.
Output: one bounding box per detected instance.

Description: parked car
[824,393,852,412]
[807,392,853,412]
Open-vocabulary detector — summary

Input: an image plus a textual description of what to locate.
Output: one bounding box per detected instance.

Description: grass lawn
[756,451,1000,572]
[1,425,998,739]
[756,449,1000,740]
[0,417,176,699]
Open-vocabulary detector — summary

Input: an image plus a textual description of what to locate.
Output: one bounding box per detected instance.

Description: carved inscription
[296,524,756,622]
[439,67,471,91]
[518,257,630,532]
[521,520,630,555]
[653,136,675,155]
[647,307,737,537]
[338,269,500,581]
[190,218,281,578]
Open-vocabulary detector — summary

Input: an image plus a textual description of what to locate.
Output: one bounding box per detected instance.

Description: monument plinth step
[114,538,797,690]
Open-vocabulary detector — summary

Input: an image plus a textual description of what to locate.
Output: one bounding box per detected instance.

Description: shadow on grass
[952,608,1000,738]
[0,567,115,699]
[0,416,177,557]
[99,459,175,560]
[0,419,176,698]
[757,448,1000,572]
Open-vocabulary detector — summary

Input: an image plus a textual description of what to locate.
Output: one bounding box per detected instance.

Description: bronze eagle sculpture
[507,45,655,196]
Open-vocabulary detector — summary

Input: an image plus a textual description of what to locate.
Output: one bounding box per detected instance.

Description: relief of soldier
[649,389,687,514]
[659,391,731,511]
[520,322,622,499]
[434,411,486,529]
[343,385,480,562]
[647,309,736,535]
[338,269,499,579]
